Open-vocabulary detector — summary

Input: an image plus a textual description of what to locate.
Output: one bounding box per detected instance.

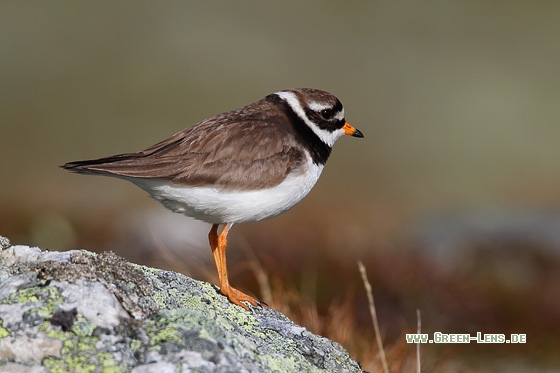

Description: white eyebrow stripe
[308,101,332,112]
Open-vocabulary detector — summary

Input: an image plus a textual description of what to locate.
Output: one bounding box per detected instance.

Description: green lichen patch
[258,353,323,373]
[221,304,261,332]
[71,315,96,337]
[4,284,64,324]
[149,322,183,345]
[46,327,68,341]
[43,356,70,373]
[0,319,10,338]
[44,326,129,373]
[43,354,98,373]
[142,309,230,362]
[130,339,142,352]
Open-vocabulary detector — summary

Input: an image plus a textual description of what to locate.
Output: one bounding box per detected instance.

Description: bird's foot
[220,284,261,310]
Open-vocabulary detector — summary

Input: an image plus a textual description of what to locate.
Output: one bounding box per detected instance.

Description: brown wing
[61,99,306,190]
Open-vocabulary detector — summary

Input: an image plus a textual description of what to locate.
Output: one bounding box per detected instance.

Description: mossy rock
[0,237,362,372]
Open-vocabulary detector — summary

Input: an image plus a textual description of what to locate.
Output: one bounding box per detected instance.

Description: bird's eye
[320,108,335,120]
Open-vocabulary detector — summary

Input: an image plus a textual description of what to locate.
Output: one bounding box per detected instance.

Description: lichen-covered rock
[0,236,363,372]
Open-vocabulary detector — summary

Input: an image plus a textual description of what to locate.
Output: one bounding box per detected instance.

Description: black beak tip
[353,129,364,138]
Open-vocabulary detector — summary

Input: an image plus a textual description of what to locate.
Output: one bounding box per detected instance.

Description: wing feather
[62,99,306,190]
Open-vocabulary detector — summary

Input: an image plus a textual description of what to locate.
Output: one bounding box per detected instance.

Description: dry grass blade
[238,236,273,305]
[416,309,421,373]
[358,261,389,373]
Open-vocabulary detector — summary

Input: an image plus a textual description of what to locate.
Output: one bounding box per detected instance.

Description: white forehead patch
[274,91,346,147]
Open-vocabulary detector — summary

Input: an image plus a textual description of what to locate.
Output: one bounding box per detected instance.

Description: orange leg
[208,223,260,310]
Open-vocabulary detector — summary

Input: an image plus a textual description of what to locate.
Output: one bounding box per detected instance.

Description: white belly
[129,156,324,224]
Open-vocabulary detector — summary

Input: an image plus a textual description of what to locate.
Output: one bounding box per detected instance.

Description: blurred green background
[2,1,559,371]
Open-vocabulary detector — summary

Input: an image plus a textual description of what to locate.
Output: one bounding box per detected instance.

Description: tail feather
[61,130,187,178]
[60,153,144,176]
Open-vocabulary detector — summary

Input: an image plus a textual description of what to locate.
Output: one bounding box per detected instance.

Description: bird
[61,88,364,310]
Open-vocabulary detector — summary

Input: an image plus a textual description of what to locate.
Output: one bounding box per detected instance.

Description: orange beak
[342,122,364,138]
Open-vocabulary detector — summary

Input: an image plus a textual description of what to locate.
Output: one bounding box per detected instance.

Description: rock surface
[0,236,362,372]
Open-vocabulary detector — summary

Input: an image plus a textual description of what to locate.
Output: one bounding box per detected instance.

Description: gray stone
[0,236,10,250]
[0,236,362,372]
